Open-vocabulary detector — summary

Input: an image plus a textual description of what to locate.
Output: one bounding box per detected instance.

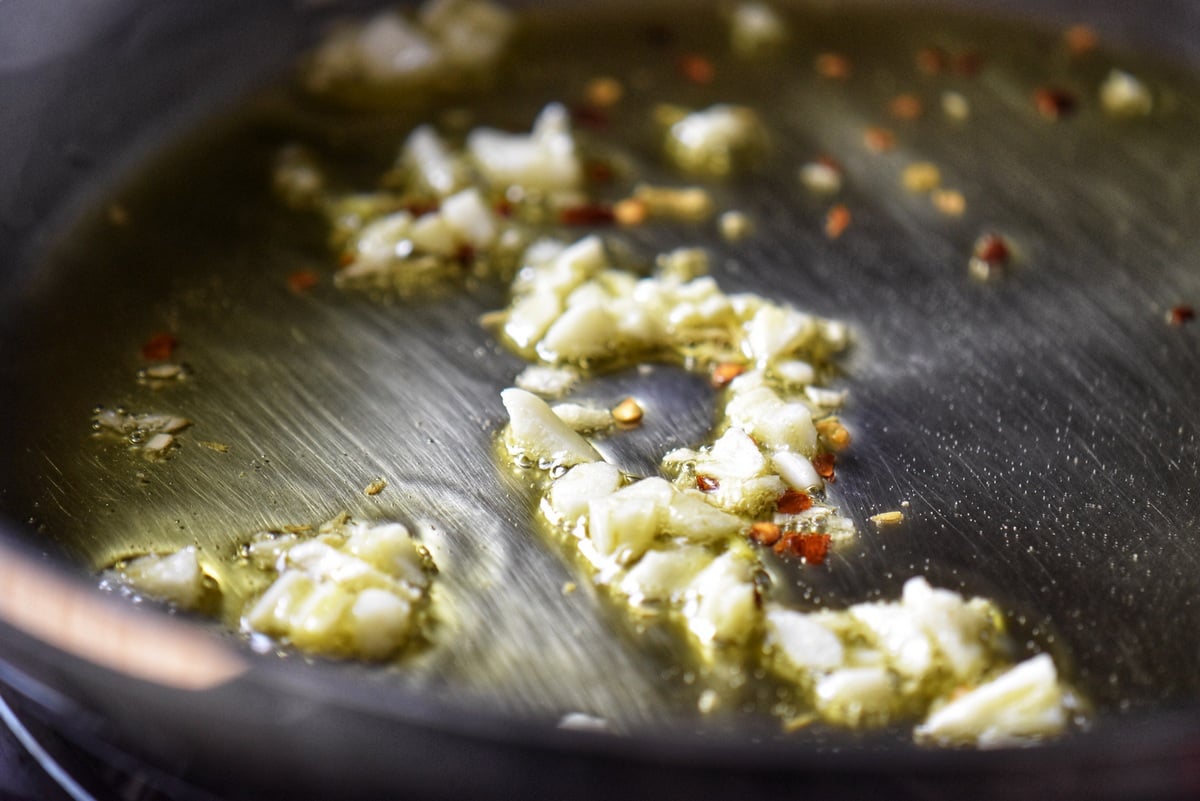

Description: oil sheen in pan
[3,0,1200,737]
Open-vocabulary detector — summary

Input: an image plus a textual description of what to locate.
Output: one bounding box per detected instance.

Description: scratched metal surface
[2,0,1200,741]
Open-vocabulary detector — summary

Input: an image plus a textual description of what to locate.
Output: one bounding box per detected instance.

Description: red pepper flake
[824,204,851,240]
[493,199,514,218]
[815,52,852,80]
[969,233,1011,281]
[559,204,616,226]
[696,474,720,492]
[816,154,843,172]
[862,126,896,153]
[795,532,832,565]
[888,93,924,121]
[403,200,440,217]
[812,452,837,481]
[679,54,715,85]
[286,269,319,293]
[777,489,813,515]
[584,160,615,184]
[571,104,609,130]
[973,233,1010,264]
[774,531,832,564]
[140,332,178,361]
[916,46,949,75]
[952,51,984,77]
[710,362,747,388]
[1167,305,1195,326]
[1034,87,1077,120]
[338,251,356,268]
[456,245,477,266]
[750,522,782,547]
[1064,24,1099,56]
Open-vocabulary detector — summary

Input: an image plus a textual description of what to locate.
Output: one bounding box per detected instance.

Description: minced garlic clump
[493,233,1077,745]
[105,516,437,661]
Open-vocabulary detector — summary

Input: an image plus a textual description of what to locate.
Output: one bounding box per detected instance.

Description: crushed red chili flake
[1064,24,1099,56]
[815,52,852,79]
[952,51,984,77]
[679,54,715,85]
[824,204,851,239]
[777,489,813,515]
[571,104,609,130]
[286,269,319,293]
[559,204,616,225]
[584,160,615,184]
[812,452,837,481]
[816,154,843,172]
[1034,87,1077,120]
[455,245,477,267]
[140,332,178,361]
[696,474,720,492]
[402,200,440,217]
[338,251,356,268]
[795,532,832,565]
[973,233,1010,264]
[774,531,832,565]
[916,46,949,75]
[1167,305,1195,326]
[888,93,924,120]
[749,522,782,547]
[493,199,514,218]
[711,362,747,387]
[863,126,896,153]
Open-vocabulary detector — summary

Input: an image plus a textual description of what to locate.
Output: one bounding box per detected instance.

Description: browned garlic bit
[870,510,905,526]
[611,397,644,425]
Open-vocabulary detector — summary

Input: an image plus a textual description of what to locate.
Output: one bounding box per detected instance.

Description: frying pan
[2,0,1200,798]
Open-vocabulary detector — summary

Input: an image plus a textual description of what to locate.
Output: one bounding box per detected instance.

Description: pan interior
[2,0,1200,740]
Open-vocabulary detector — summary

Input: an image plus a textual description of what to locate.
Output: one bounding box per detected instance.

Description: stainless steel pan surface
[1,1,1199,798]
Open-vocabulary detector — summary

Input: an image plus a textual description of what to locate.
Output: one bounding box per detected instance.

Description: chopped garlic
[799,161,843,195]
[1100,69,1153,117]
[501,387,603,467]
[547,461,624,525]
[551,402,614,433]
[941,91,971,122]
[587,480,669,565]
[767,607,845,675]
[468,103,583,192]
[305,0,512,92]
[402,126,465,197]
[666,104,766,175]
[620,545,714,607]
[632,185,715,221]
[916,655,1071,747]
[870,510,905,526]
[514,364,580,397]
[682,549,760,644]
[814,667,899,726]
[730,2,788,57]
[109,547,205,608]
[419,0,514,70]
[243,520,433,660]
